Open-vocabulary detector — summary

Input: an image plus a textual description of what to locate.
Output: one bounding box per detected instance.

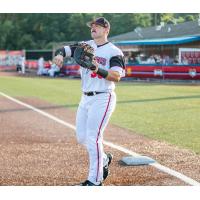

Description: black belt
[84,91,105,96]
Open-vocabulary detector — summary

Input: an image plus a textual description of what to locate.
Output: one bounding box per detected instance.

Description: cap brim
[86,21,109,28]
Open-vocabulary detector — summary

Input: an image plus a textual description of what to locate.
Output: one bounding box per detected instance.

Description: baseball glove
[73,43,96,70]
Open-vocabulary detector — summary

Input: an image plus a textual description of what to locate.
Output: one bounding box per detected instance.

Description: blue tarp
[114,36,200,46]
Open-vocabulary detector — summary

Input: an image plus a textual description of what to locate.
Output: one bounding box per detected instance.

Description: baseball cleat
[103,153,113,181]
[77,180,102,186]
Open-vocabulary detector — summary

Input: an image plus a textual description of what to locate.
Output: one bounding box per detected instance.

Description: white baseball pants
[76,91,116,185]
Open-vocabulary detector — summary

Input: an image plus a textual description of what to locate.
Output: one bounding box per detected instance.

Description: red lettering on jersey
[90,56,106,79]
[91,72,97,78]
[95,56,106,66]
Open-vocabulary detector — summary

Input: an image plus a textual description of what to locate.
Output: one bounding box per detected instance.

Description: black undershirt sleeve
[109,55,125,69]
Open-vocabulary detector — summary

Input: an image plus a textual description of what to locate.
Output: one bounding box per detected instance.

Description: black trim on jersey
[109,55,125,69]
[97,42,109,48]
[55,47,66,57]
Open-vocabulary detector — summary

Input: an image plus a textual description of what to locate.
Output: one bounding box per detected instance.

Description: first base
[120,155,156,166]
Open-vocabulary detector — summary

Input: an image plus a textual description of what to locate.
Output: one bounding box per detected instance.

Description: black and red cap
[86,17,110,29]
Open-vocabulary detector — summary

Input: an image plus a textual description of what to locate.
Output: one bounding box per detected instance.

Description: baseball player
[53,17,125,186]
[19,54,26,74]
[37,56,45,75]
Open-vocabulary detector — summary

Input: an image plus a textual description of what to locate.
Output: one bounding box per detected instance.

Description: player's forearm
[95,67,120,82]
[106,70,121,82]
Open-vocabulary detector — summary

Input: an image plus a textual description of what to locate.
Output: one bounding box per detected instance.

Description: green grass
[1,76,200,154]
[0,76,82,107]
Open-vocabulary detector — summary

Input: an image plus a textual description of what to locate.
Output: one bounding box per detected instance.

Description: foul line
[1,91,200,186]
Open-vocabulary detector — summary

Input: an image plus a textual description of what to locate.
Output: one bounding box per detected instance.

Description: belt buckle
[93,92,96,95]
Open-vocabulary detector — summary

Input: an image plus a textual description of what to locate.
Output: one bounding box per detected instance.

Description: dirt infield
[0,95,200,186]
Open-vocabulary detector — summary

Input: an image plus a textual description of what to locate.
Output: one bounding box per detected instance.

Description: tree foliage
[0,13,199,50]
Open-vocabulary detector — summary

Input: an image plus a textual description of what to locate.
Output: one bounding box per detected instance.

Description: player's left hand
[53,55,63,67]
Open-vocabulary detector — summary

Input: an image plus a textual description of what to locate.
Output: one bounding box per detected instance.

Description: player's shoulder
[108,42,124,56]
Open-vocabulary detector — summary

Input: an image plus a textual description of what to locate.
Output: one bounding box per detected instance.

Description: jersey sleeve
[64,46,72,57]
[64,44,78,57]
[110,66,126,77]
[55,46,72,57]
[109,53,126,78]
[109,55,125,69]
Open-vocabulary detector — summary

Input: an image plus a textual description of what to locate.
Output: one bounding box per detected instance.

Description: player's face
[91,24,109,39]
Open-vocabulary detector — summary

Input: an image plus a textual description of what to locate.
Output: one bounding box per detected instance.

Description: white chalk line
[1,91,200,186]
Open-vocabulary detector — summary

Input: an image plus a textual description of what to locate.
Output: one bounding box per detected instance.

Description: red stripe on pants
[96,93,111,182]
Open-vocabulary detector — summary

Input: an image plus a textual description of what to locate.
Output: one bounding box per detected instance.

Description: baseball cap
[86,17,110,29]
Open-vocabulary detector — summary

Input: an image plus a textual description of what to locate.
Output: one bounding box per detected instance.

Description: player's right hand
[53,55,64,67]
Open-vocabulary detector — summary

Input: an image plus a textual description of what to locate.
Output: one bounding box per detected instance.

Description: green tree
[0,13,199,50]
[160,13,175,24]
[104,13,152,36]
[67,13,99,41]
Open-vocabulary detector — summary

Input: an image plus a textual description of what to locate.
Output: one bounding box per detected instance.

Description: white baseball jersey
[64,40,125,92]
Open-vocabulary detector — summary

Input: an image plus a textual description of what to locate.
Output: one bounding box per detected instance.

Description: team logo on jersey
[95,56,106,66]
